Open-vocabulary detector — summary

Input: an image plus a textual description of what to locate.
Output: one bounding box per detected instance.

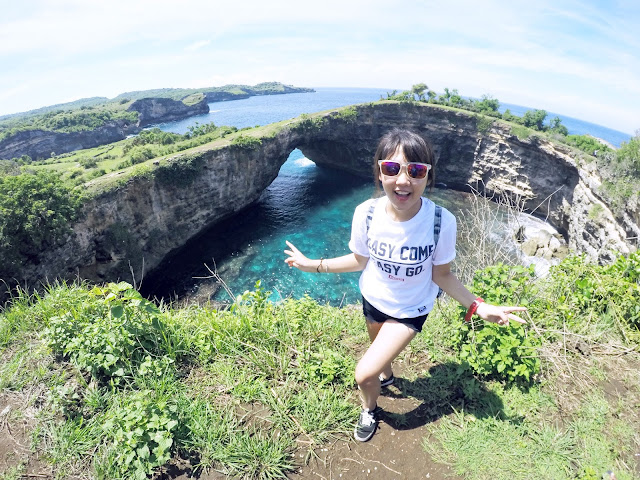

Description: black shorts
[362,296,428,333]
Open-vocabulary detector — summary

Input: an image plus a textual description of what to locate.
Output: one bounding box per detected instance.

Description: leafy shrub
[510,125,533,140]
[475,114,494,134]
[292,113,327,133]
[545,254,640,331]
[456,264,541,383]
[128,146,156,165]
[44,282,173,386]
[459,323,540,382]
[155,153,206,187]
[185,121,218,138]
[79,157,98,169]
[0,171,83,276]
[336,106,358,123]
[566,134,613,156]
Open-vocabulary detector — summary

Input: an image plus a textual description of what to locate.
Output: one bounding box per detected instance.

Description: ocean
[141,88,631,305]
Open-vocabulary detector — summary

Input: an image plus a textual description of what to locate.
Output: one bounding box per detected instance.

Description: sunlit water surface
[140,88,631,305]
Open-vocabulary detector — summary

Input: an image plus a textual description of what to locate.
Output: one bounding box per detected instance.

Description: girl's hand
[475,302,527,326]
[284,241,317,273]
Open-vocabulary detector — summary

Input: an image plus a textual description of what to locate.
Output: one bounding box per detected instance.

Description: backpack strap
[433,205,442,247]
[366,198,379,235]
[433,204,444,298]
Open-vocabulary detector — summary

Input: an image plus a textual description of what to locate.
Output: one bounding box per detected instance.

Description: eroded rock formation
[6,102,638,289]
[0,120,137,161]
[127,97,209,127]
[0,98,209,160]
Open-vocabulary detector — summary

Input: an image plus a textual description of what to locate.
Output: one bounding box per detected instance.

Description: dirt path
[0,392,53,478]
[1,376,462,480]
[288,386,461,480]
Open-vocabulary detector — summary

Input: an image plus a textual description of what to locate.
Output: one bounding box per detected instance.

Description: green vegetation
[231,134,263,149]
[110,81,313,103]
[1,250,639,479]
[11,122,237,185]
[0,82,313,152]
[598,132,640,210]
[292,112,328,133]
[0,171,83,277]
[0,104,139,143]
[0,121,249,276]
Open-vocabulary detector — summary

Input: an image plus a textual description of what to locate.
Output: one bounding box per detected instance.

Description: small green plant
[336,106,358,123]
[459,323,540,382]
[545,254,640,331]
[588,203,604,221]
[100,391,178,479]
[293,113,327,133]
[510,124,532,140]
[302,348,354,386]
[155,153,206,187]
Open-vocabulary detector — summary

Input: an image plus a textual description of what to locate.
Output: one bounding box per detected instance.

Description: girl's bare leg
[356,320,416,410]
[365,319,393,379]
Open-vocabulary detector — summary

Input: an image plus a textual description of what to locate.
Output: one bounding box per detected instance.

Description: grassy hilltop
[0,82,314,145]
[0,251,639,479]
[0,86,639,477]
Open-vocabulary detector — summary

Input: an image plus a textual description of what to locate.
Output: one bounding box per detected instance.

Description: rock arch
[12,102,638,287]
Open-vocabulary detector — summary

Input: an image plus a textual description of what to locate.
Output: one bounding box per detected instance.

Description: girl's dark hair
[373,129,436,190]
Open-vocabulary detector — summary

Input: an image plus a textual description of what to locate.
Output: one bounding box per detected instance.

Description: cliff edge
[3,102,637,290]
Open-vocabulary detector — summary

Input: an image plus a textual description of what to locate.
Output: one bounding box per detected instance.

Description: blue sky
[1,0,638,134]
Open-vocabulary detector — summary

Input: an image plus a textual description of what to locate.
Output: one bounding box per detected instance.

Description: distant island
[0,82,314,160]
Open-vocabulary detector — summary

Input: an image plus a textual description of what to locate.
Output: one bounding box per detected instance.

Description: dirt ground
[287,389,461,480]
[0,392,53,478]
[1,381,459,480]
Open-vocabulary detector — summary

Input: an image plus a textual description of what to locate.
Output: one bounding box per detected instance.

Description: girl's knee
[354,362,379,386]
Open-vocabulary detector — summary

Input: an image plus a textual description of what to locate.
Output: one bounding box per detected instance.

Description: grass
[0,253,638,480]
[425,384,638,480]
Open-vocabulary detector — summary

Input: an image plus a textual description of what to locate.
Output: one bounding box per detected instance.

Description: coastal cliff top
[0,82,314,142]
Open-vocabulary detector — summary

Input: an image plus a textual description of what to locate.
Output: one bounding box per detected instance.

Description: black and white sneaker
[379,373,395,388]
[354,406,380,442]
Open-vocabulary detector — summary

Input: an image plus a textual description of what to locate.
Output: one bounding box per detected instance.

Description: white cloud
[0,0,638,132]
[184,40,211,52]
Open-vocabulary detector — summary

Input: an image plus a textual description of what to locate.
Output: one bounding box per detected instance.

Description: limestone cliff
[6,102,638,289]
[127,97,209,127]
[0,98,208,160]
[0,120,137,161]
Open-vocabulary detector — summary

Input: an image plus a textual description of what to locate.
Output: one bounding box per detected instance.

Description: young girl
[284,129,526,442]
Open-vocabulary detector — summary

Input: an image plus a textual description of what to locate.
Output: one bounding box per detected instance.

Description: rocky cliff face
[203,91,250,102]
[127,97,209,127]
[9,102,638,289]
[0,120,137,160]
[0,98,209,160]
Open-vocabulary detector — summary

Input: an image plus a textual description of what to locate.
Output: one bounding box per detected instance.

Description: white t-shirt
[348,196,457,318]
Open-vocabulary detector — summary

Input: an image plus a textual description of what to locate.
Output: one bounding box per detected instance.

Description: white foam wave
[294,157,315,167]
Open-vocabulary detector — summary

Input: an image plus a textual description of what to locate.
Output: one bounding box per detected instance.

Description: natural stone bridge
[15,102,640,287]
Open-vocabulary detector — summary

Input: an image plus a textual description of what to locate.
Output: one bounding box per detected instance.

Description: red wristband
[464,297,484,322]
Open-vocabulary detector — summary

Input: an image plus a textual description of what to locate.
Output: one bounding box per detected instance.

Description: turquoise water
[141,88,631,305]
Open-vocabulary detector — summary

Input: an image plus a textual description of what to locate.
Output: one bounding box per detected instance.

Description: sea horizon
[1,85,633,147]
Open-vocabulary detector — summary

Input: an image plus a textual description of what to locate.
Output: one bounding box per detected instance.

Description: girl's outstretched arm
[432,263,527,326]
[284,240,369,273]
